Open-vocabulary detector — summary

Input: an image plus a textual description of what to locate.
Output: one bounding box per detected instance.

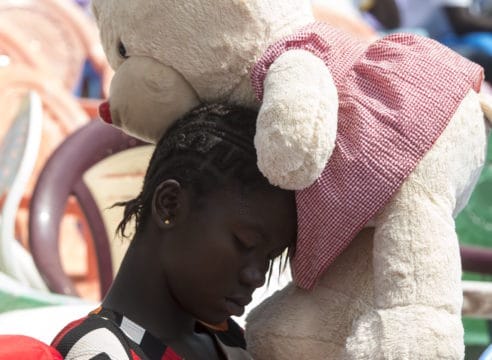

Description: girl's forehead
[208,182,292,211]
[208,184,296,240]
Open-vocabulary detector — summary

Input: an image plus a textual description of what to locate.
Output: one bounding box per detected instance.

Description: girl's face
[157,182,297,325]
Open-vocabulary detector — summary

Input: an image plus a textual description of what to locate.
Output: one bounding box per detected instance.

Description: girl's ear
[151,179,187,229]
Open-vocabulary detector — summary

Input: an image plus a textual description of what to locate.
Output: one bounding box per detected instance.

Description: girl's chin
[225,299,245,317]
[194,309,230,328]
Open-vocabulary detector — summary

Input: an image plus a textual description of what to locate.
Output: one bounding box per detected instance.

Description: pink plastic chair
[461,246,492,275]
[29,121,146,298]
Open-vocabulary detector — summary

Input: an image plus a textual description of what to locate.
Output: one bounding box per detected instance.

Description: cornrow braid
[115,103,269,238]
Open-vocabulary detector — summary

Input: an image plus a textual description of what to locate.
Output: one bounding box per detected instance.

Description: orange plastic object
[0,65,88,137]
[0,64,89,244]
[0,23,48,72]
[0,64,98,298]
[78,98,104,120]
[0,0,111,96]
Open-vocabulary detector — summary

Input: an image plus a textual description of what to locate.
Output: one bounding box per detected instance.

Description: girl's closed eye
[233,234,255,251]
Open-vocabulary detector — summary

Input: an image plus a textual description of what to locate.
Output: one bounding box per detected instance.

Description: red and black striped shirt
[51,307,252,359]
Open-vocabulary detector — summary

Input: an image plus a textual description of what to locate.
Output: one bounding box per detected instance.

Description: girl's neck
[102,236,196,343]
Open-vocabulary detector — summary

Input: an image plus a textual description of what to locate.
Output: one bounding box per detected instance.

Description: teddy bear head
[91,0,313,142]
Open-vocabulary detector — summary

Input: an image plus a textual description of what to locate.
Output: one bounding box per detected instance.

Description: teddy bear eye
[118,41,128,59]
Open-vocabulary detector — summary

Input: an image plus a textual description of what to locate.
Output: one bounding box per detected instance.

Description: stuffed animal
[93,0,333,190]
[92,0,492,358]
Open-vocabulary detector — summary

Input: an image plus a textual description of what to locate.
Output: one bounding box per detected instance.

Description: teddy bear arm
[345,180,464,359]
[255,49,338,190]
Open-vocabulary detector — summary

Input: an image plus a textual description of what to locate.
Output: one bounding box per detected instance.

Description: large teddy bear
[92,0,492,358]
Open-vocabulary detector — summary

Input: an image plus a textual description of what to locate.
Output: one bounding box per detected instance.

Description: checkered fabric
[251,22,484,290]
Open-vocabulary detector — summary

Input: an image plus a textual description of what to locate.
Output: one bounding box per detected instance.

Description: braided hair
[116,103,276,239]
[115,103,295,279]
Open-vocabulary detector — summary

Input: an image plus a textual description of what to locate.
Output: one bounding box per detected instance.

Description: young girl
[51,104,297,360]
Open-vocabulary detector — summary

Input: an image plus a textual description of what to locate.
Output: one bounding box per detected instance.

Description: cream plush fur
[247,91,492,360]
[91,0,333,190]
[91,0,492,358]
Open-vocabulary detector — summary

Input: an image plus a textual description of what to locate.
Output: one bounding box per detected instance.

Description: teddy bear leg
[345,183,464,360]
[345,90,487,360]
[246,229,376,360]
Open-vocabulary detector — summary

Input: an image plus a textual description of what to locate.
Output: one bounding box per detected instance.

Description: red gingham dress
[251,22,483,290]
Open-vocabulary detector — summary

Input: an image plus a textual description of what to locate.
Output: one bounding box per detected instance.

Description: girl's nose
[239,266,266,289]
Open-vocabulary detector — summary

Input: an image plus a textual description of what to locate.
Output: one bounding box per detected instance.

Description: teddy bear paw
[344,305,464,360]
[254,105,333,190]
[255,137,325,190]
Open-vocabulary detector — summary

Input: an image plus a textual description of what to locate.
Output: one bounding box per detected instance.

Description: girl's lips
[225,295,252,317]
[98,101,112,124]
[225,299,246,317]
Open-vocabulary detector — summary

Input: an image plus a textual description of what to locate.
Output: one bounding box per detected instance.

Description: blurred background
[0,0,491,359]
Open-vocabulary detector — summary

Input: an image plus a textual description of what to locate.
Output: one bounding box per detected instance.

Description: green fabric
[0,290,57,313]
[457,133,492,349]
[457,132,492,249]
[0,273,89,315]
[463,317,491,346]
[456,132,492,287]
[465,344,489,360]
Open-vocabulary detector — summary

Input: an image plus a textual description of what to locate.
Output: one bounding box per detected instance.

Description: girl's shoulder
[52,308,250,360]
[51,310,152,360]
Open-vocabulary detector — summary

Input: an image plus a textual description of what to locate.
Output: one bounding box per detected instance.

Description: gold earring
[164,219,170,225]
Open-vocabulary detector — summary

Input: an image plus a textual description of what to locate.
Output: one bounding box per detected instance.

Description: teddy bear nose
[98,101,112,124]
